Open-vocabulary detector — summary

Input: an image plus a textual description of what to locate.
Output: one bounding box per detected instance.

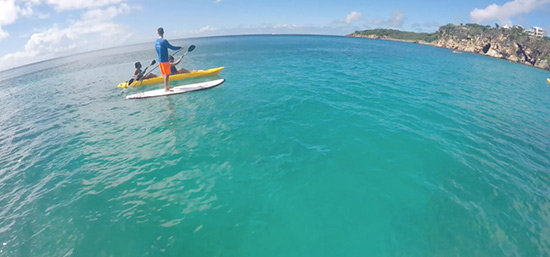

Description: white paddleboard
[126,79,225,99]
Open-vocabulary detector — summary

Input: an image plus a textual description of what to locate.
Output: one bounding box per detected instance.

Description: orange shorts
[159,62,171,76]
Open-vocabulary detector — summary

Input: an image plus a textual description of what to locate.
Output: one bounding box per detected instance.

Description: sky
[0,0,549,71]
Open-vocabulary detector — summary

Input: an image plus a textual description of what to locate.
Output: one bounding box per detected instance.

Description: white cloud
[0,0,19,24]
[0,3,134,70]
[272,24,297,29]
[214,0,222,3]
[23,26,74,55]
[36,12,51,19]
[0,0,20,40]
[0,28,9,39]
[388,10,405,27]
[364,10,406,28]
[18,2,34,17]
[199,25,217,32]
[470,0,550,25]
[341,11,362,24]
[0,0,52,41]
[81,3,131,20]
[46,0,127,11]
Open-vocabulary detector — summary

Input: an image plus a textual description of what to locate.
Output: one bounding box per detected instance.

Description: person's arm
[133,69,142,80]
[173,56,182,66]
[164,40,183,51]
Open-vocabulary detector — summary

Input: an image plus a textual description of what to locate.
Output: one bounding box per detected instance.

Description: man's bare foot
[164,87,173,92]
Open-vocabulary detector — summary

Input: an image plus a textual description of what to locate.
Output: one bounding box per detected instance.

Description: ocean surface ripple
[0,35,549,257]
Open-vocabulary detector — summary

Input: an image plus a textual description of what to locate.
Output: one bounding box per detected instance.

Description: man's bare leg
[164,74,171,91]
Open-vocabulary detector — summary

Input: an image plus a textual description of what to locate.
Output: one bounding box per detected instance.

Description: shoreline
[347,34,550,73]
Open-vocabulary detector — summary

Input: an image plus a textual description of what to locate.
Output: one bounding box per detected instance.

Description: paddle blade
[188,45,196,52]
[128,79,134,86]
[150,60,156,65]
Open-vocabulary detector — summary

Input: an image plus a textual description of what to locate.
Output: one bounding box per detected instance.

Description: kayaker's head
[169,55,174,62]
[135,62,142,69]
[157,27,164,37]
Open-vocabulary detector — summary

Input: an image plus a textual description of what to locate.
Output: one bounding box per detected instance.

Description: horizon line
[0,33,346,73]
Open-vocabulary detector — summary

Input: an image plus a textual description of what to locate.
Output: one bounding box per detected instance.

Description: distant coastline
[347,24,550,72]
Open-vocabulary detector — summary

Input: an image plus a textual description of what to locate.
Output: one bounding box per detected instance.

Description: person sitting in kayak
[133,62,157,81]
[168,55,191,74]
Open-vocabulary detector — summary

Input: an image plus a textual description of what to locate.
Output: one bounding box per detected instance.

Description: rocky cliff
[349,24,550,71]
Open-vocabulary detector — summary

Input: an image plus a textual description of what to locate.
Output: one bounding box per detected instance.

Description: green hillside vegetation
[438,24,538,44]
[352,24,550,50]
[349,24,550,70]
[351,29,438,42]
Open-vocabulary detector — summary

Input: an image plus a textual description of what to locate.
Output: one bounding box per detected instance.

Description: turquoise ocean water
[1,35,550,256]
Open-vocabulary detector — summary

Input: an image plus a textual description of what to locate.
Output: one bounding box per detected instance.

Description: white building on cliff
[532,27,547,37]
[527,27,547,38]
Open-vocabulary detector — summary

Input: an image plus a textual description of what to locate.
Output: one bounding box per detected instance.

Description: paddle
[168,44,194,59]
[142,45,196,79]
[176,45,196,61]
[127,59,156,87]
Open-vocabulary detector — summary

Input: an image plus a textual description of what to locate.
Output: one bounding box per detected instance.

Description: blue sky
[0,0,549,70]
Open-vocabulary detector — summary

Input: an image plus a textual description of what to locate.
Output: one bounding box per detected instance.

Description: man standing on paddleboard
[155,27,184,91]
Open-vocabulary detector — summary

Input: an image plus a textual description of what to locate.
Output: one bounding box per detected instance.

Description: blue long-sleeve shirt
[155,38,180,63]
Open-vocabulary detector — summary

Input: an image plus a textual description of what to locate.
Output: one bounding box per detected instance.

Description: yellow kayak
[547,78,550,84]
[118,67,224,88]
